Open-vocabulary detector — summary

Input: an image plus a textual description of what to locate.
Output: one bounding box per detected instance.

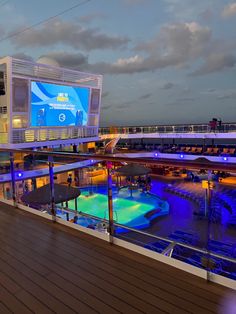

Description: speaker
[36,108,46,126]
[75,110,83,126]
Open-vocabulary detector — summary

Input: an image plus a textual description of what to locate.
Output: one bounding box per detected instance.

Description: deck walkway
[0,203,234,313]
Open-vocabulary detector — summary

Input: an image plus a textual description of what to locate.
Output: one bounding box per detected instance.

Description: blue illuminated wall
[30,81,90,127]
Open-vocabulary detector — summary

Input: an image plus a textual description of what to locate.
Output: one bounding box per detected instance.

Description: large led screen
[30,81,90,127]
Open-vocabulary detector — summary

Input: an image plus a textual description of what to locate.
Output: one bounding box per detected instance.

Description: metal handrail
[1,146,235,285]
[75,210,236,264]
[99,122,236,135]
[1,148,236,173]
[113,222,236,264]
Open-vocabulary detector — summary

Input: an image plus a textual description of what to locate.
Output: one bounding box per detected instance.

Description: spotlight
[17,172,23,178]
[223,156,228,162]
[154,153,158,157]
[180,154,184,159]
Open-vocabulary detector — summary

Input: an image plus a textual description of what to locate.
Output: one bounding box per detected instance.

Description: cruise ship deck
[0,202,233,314]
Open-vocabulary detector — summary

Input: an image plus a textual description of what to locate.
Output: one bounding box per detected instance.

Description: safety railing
[11,126,98,144]
[99,122,236,135]
[0,148,235,289]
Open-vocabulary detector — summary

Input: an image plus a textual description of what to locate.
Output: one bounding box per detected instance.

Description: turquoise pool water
[68,187,169,228]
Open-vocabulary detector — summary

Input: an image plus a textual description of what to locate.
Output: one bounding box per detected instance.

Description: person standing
[67,174,72,187]
[218,118,222,132]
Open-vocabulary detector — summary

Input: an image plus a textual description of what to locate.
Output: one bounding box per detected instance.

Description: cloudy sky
[0,0,236,126]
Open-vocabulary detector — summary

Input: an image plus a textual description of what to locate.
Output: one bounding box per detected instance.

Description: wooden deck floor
[0,203,234,314]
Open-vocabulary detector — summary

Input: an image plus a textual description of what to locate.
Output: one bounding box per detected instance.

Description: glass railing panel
[1,149,235,285]
[0,152,12,200]
[99,123,236,135]
[110,165,223,274]
[51,160,111,235]
[207,182,236,280]
[17,155,51,215]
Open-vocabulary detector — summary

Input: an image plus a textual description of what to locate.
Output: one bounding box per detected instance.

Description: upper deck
[0,57,102,148]
[100,123,236,140]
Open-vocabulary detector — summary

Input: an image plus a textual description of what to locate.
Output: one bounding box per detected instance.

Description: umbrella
[116,163,151,176]
[21,183,80,206]
[116,163,151,197]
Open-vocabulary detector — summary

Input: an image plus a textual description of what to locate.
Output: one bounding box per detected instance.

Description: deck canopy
[116,163,151,176]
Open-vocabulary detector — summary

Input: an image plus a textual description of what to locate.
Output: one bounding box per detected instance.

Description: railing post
[75,197,78,215]
[206,170,213,282]
[9,152,17,207]
[106,161,114,243]
[48,156,56,221]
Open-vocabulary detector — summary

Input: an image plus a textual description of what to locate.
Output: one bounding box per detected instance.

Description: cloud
[1,52,33,61]
[206,88,217,93]
[39,51,88,69]
[92,22,211,75]
[101,104,112,110]
[166,101,188,106]
[86,57,148,74]
[199,8,214,22]
[202,88,236,99]
[98,20,234,76]
[7,18,234,79]
[123,0,147,5]
[136,22,211,59]
[116,101,134,109]
[161,82,175,90]
[177,97,196,101]
[102,91,109,98]
[139,93,152,99]
[10,18,130,51]
[165,95,197,106]
[163,0,216,20]
[222,3,236,18]
[114,55,144,67]
[12,53,33,61]
[217,91,236,100]
[79,12,106,24]
[101,100,135,113]
[0,26,5,37]
[191,53,236,76]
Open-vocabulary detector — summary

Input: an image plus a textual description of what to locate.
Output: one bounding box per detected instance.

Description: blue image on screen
[31,81,90,127]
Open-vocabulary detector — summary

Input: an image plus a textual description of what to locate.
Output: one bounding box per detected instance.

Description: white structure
[0,57,102,148]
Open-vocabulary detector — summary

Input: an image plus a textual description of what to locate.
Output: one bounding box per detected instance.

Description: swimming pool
[68,186,169,229]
